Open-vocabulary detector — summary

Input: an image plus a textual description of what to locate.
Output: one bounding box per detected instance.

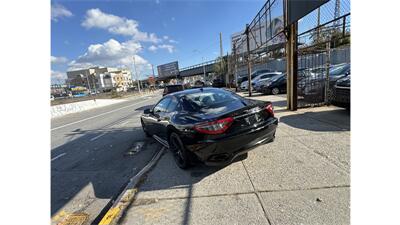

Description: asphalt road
[51,93,162,223]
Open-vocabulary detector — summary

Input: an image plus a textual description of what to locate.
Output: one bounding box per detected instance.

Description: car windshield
[181,89,241,111]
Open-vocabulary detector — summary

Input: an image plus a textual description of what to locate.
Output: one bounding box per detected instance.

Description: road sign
[287,0,329,25]
[157,61,179,78]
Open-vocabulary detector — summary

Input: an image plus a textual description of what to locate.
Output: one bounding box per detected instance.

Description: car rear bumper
[186,117,278,166]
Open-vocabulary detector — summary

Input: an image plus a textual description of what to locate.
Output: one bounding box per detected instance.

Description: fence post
[342,15,346,37]
[286,22,298,111]
[245,24,252,97]
[325,42,331,104]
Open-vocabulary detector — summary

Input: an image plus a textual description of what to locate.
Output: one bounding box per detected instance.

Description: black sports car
[141,88,278,169]
[260,73,287,95]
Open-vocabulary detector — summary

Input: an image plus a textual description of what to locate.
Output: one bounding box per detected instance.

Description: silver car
[252,72,283,92]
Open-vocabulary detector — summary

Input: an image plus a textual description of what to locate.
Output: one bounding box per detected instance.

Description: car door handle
[157,118,161,122]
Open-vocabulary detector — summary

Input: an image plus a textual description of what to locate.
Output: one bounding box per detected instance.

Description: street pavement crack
[241,161,275,225]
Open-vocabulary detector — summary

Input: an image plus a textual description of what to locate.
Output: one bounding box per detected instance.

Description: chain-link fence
[297,0,350,107]
[229,0,350,108]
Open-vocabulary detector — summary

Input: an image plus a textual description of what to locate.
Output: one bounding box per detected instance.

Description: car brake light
[265,103,274,117]
[194,117,234,134]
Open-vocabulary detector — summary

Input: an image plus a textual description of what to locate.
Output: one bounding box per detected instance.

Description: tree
[213,56,227,79]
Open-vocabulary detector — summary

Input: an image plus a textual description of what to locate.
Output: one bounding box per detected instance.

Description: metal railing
[179,59,217,71]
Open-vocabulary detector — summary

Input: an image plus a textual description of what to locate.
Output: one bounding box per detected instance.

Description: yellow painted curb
[99,207,121,225]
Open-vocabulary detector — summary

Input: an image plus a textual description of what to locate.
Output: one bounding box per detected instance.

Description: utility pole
[233,42,238,91]
[285,0,298,111]
[317,7,321,42]
[151,64,155,76]
[219,32,227,87]
[133,56,141,93]
[245,24,252,97]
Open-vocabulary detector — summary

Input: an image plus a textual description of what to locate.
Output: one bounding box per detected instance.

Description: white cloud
[51,4,73,22]
[158,44,175,53]
[171,17,176,22]
[148,45,158,52]
[169,39,178,44]
[82,8,161,43]
[51,56,68,64]
[147,44,175,53]
[163,35,169,40]
[69,39,151,73]
[51,70,67,83]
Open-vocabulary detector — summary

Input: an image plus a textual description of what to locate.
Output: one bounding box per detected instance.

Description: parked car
[163,84,184,96]
[252,72,283,92]
[302,63,350,100]
[237,69,273,84]
[332,74,350,109]
[212,78,225,87]
[193,80,211,88]
[260,73,287,95]
[240,71,279,91]
[141,87,278,169]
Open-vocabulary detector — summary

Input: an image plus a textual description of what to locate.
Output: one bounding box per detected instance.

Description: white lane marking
[51,98,156,131]
[119,121,130,126]
[90,133,107,141]
[51,153,67,161]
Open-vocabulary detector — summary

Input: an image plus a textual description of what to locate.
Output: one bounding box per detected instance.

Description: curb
[98,147,166,225]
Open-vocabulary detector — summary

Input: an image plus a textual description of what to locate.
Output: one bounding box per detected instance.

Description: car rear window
[180,89,242,112]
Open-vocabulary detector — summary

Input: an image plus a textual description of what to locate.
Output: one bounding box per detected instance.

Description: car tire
[169,132,191,169]
[141,119,151,137]
[272,87,280,95]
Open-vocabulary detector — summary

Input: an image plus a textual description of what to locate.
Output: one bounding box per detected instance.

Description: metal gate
[297,45,330,107]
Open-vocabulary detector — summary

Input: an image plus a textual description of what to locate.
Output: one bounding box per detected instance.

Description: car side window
[153,97,171,114]
[166,97,179,113]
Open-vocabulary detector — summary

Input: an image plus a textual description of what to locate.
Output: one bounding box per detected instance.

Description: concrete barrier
[51,99,126,119]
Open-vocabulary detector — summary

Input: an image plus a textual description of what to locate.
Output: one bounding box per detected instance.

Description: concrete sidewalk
[120,94,350,225]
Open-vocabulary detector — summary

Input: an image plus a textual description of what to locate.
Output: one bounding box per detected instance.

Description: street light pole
[133,56,141,93]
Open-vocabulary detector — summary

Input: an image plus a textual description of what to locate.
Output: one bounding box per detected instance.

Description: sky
[51,0,267,84]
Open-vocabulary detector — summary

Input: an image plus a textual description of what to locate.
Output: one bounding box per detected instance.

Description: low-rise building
[66,66,133,92]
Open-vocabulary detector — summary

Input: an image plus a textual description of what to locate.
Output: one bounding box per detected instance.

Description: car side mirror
[144,108,152,114]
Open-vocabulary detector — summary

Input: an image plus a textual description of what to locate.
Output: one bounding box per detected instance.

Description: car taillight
[265,103,274,117]
[194,117,234,134]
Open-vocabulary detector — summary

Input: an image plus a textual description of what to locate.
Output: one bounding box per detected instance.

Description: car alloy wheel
[169,132,190,169]
[272,87,280,95]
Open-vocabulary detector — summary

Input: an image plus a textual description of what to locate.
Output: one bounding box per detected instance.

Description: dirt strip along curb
[98,147,166,225]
